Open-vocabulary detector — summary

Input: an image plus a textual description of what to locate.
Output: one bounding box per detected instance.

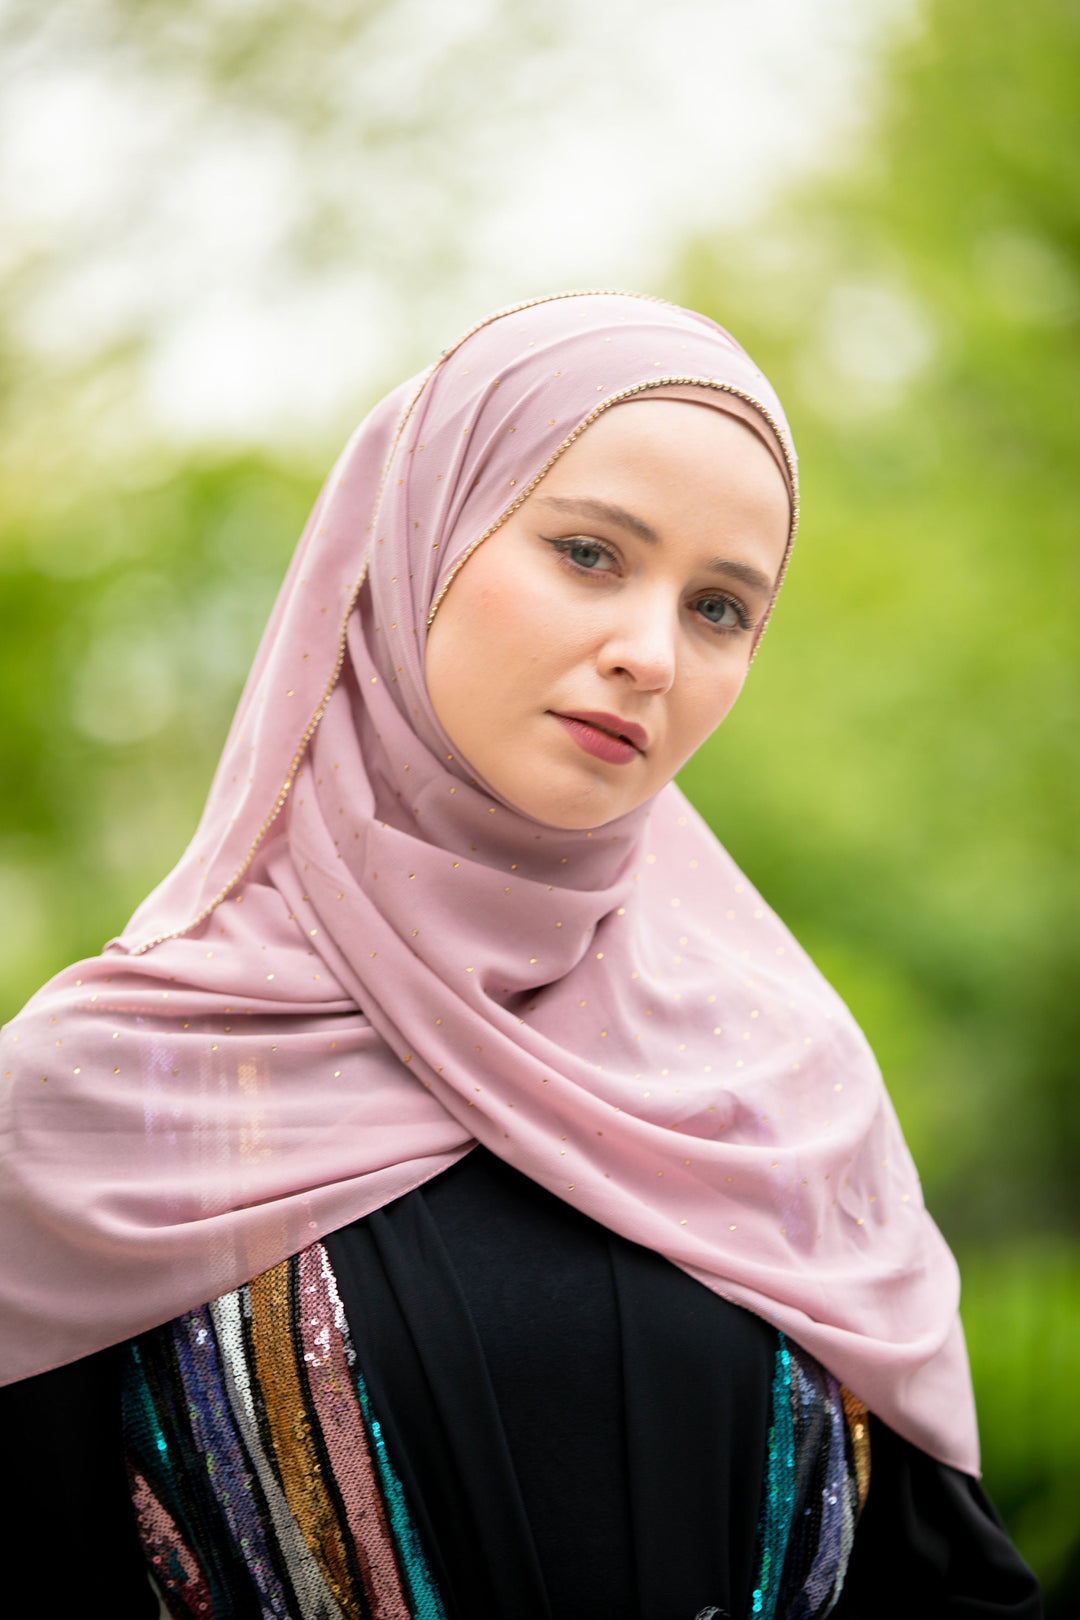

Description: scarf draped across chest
[0,290,978,1475]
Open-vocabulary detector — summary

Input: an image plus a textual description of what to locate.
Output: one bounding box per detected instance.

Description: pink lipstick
[551,710,647,766]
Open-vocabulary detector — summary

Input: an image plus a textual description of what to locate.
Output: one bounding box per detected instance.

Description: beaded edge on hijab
[425,373,799,634]
[127,290,797,957]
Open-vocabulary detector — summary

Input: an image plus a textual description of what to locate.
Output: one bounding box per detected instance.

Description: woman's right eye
[568,542,608,569]
[545,536,618,573]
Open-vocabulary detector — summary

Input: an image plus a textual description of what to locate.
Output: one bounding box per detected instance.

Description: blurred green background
[1,0,1077,1602]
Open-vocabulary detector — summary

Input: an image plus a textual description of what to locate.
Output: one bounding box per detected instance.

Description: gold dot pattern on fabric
[78,290,949,1475]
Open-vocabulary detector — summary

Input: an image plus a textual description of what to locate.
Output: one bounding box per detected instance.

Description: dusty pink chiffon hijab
[0,291,978,1473]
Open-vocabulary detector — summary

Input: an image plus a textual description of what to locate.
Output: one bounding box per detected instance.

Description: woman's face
[425,398,791,830]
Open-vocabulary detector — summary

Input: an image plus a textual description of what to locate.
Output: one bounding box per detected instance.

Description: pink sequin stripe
[298,1243,413,1620]
[129,1469,214,1617]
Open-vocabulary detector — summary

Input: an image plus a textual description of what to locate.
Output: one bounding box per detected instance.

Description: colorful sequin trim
[122,1242,447,1620]
[125,1242,869,1619]
[750,1333,870,1620]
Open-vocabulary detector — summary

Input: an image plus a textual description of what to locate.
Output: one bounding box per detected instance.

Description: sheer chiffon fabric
[1,290,975,1475]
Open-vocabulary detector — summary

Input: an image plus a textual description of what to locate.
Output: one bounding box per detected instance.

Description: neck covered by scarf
[0,292,977,1473]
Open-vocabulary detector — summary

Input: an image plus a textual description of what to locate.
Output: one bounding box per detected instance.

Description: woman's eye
[546,535,618,573]
[696,594,747,631]
[566,541,613,571]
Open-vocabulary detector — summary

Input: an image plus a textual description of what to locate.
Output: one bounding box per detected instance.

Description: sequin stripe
[840,1388,870,1516]
[778,1353,833,1616]
[127,1321,268,1613]
[129,1469,213,1615]
[124,1328,244,1620]
[249,1257,357,1614]
[815,1377,858,1617]
[298,1245,414,1619]
[821,1380,857,1618]
[281,1253,374,1620]
[750,1334,797,1619]
[171,1303,298,1618]
[238,1278,293,1504]
[123,1344,221,1618]
[349,1360,448,1620]
[783,1363,856,1620]
[211,1288,348,1617]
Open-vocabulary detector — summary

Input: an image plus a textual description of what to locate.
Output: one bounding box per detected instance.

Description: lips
[554,710,648,752]
[550,710,648,767]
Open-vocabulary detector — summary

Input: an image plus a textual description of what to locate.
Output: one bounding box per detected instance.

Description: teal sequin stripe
[352,1353,447,1620]
[751,1336,797,1619]
[749,1334,869,1620]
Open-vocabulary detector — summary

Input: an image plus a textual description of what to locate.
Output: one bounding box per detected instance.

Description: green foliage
[960,1242,1080,1591]
[0,453,320,1009]
[674,0,1080,1590]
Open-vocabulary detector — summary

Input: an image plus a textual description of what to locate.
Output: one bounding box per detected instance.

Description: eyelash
[542,535,753,635]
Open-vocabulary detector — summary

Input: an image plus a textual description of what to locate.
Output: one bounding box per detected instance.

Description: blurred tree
[674,0,1080,1588]
[0,0,580,995]
[0,452,319,1003]
[0,0,576,456]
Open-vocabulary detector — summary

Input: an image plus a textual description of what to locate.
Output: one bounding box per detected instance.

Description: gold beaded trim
[127,290,794,955]
[425,375,799,634]
[431,285,670,357]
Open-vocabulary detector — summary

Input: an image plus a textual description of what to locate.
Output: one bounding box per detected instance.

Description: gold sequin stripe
[248,1260,362,1617]
[210,1288,349,1613]
[840,1386,872,1517]
[127,290,790,955]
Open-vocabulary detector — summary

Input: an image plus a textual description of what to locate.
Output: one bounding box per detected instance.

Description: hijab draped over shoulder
[0,291,978,1474]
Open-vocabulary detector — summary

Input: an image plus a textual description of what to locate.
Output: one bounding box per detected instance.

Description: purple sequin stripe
[171,1303,294,1616]
[800,1365,857,1616]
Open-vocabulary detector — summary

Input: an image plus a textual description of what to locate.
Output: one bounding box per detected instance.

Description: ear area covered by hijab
[0,291,978,1478]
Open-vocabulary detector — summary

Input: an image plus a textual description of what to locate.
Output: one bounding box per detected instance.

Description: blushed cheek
[480,561,585,679]
[486,579,539,655]
[470,583,523,682]
[439,566,562,739]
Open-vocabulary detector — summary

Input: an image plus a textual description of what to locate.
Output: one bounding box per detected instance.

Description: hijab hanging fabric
[0,291,978,1474]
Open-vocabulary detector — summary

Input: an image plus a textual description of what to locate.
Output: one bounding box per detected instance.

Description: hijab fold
[0,291,978,1475]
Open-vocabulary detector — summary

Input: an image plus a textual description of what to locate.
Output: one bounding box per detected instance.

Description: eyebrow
[537,495,659,544]
[534,494,777,598]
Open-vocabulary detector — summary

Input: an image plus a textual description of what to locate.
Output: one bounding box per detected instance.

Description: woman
[0,291,1040,1619]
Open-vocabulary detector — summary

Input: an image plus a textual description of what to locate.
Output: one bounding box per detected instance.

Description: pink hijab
[0,291,978,1474]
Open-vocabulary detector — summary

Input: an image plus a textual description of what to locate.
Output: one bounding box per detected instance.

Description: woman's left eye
[695,594,748,631]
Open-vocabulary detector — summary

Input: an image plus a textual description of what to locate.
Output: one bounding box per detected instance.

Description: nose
[597,590,677,694]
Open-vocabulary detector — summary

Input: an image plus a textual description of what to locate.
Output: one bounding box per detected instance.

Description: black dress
[0,1148,1041,1620]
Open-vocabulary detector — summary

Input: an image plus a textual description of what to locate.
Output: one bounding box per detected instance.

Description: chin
[537,803,624,832]
[495,748,641,830]
[513,777,633,832]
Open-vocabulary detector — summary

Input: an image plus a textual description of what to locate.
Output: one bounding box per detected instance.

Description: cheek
[428,541,573,725]
[452,548,584,682]
[666,660,748,761]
